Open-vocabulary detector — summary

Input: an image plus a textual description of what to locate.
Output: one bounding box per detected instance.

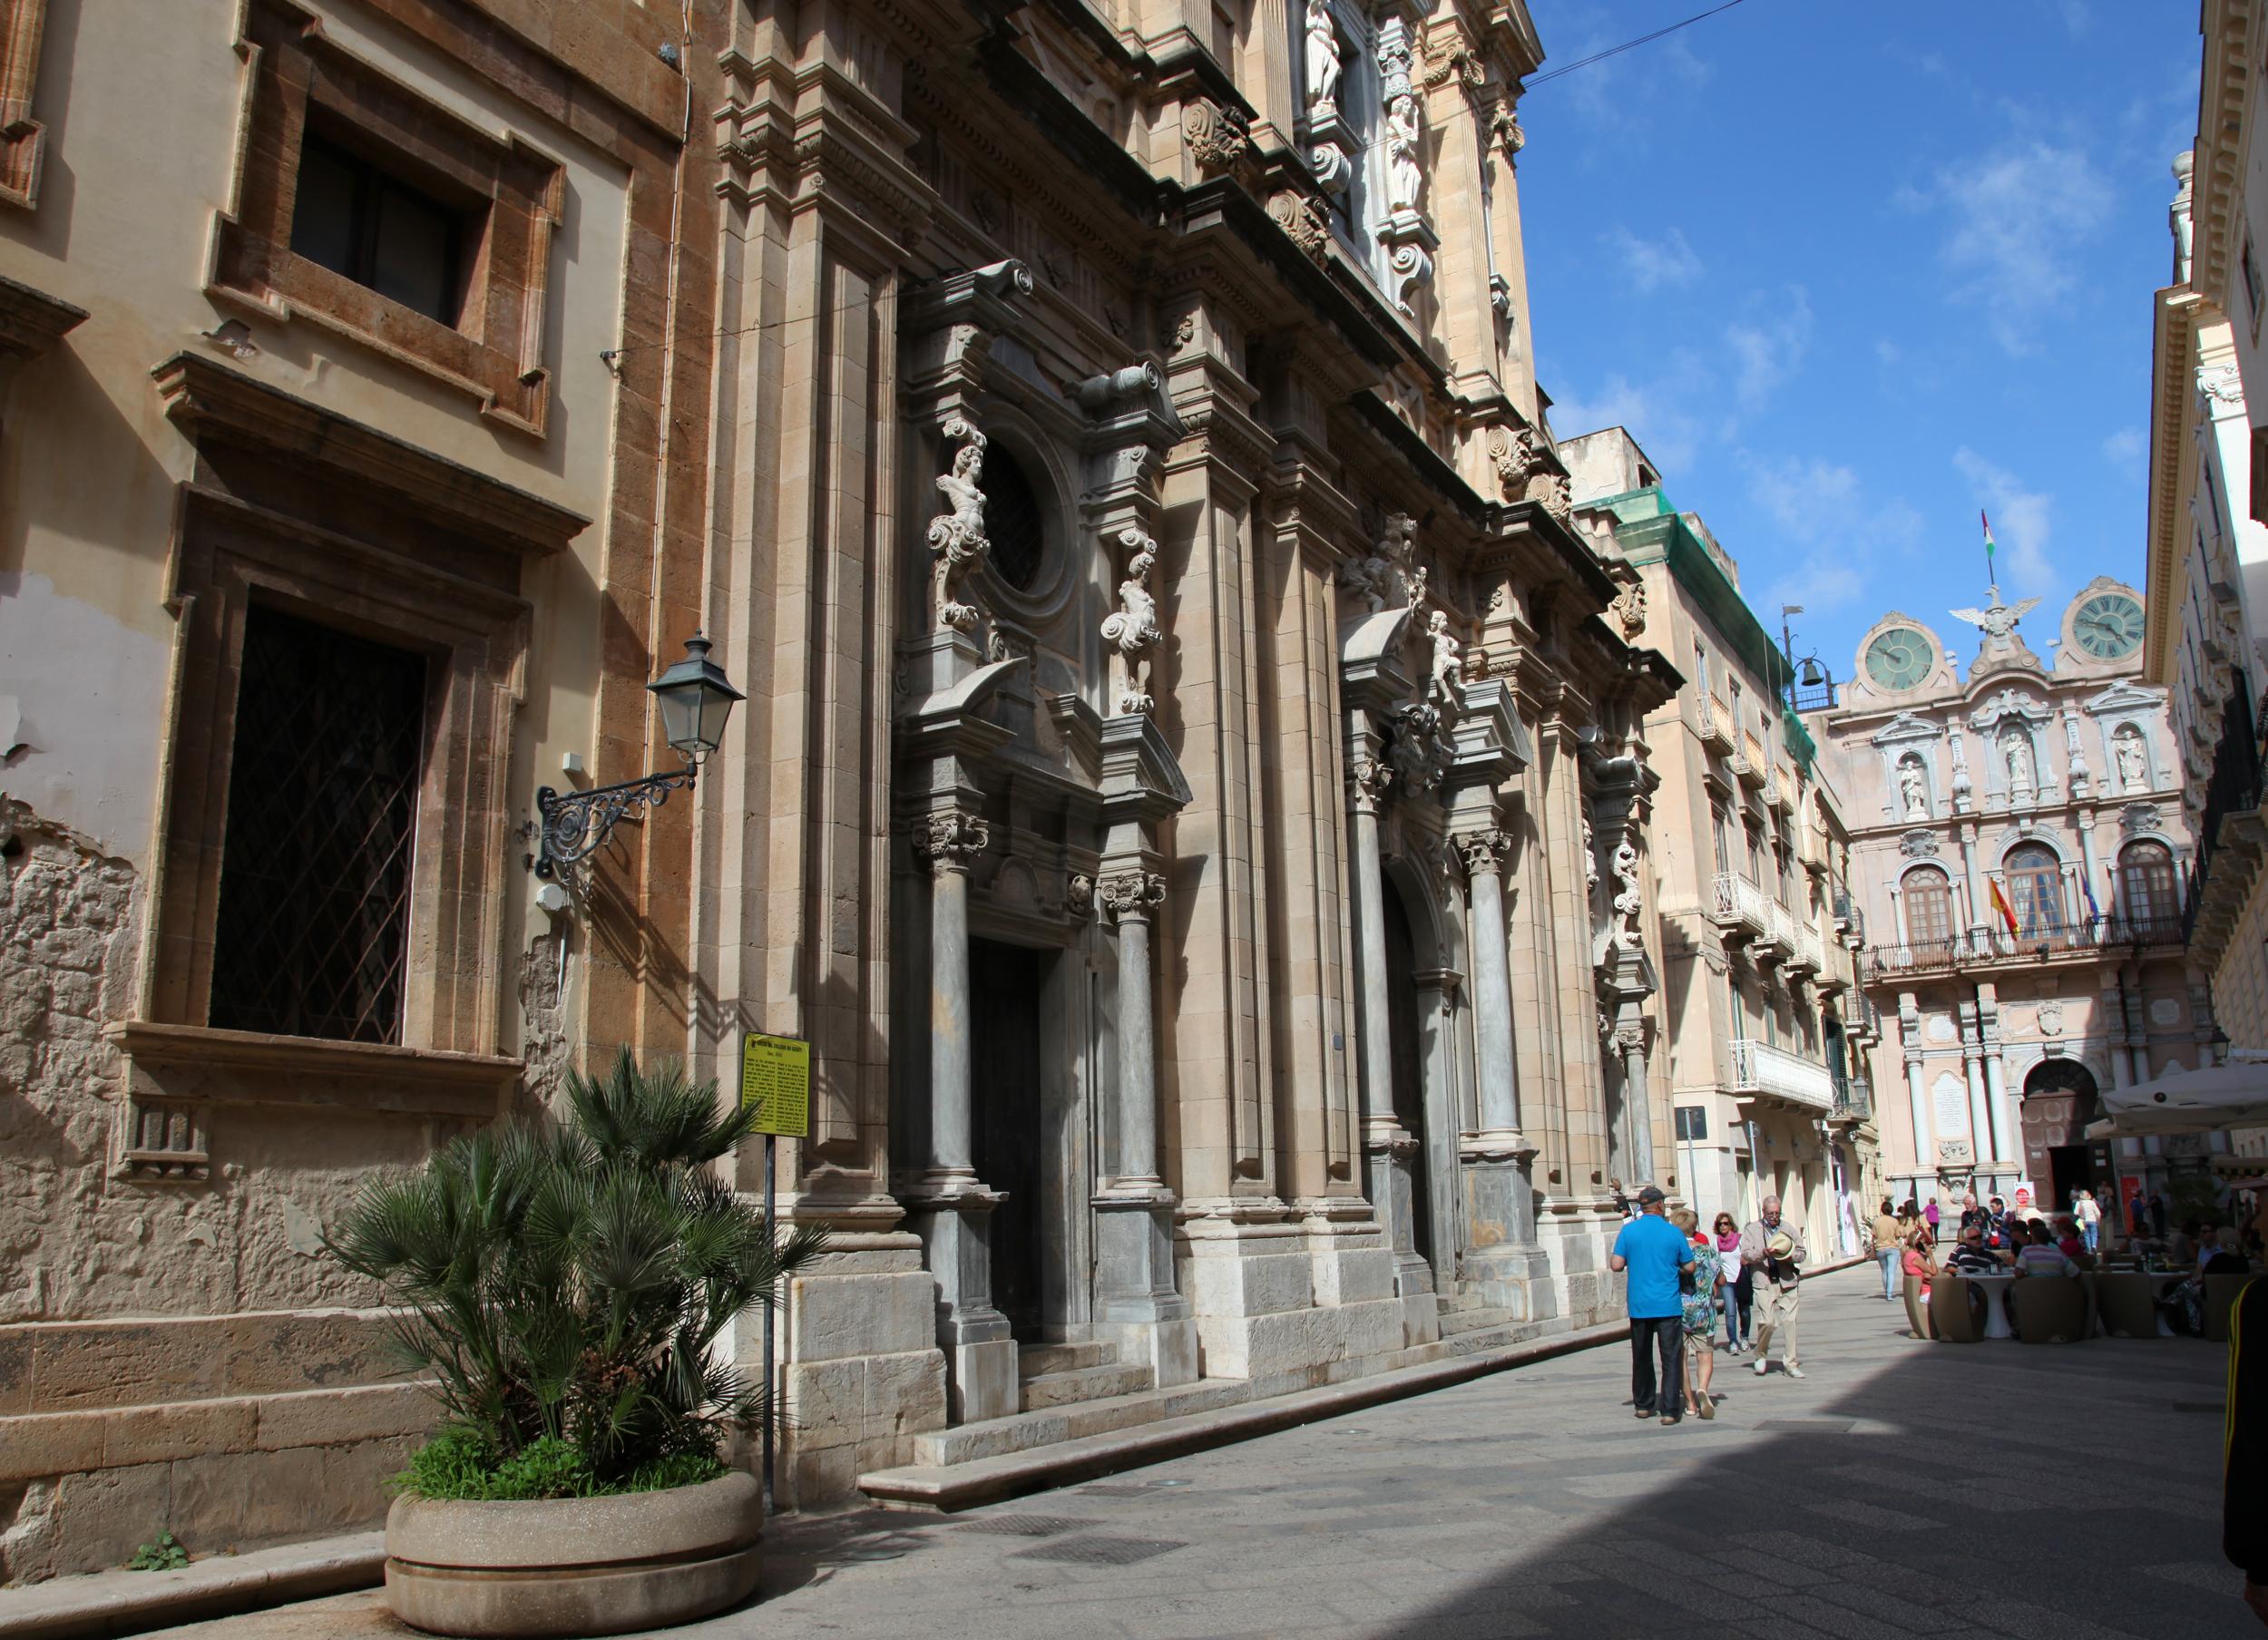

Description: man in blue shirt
[1610,1184,1696,1425]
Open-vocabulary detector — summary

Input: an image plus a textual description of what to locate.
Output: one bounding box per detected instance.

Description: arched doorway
[1382,879,1432,1271]
[2020,1057,2104,1212]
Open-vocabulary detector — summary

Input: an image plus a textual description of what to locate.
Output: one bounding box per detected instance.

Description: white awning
[2084,1059,2268,1138]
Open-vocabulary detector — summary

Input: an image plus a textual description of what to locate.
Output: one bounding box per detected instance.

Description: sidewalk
[105,1262,2258,1639]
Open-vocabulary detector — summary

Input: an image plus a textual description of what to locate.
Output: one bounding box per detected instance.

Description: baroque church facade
[1813,577,2210,1215]
[0,0,1700,1571]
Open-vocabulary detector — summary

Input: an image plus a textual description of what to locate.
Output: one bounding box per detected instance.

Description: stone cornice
[0,272,84,363]
[150,352,588,557]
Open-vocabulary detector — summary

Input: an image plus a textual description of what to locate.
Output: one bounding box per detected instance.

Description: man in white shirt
[1738,1196,1807,1380]
[2073,1188,2101,1254]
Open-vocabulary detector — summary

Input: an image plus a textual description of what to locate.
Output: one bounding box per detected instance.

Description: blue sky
[1518,0,2199,684]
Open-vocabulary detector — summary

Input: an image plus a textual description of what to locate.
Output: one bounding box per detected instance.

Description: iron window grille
[208,604,427,1044]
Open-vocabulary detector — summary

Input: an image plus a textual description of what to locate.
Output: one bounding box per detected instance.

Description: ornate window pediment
[1869,710,1942,747]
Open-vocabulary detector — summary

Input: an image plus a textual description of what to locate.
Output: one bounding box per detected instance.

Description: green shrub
[128,1531,189,1571]
[329,1049,826,1499]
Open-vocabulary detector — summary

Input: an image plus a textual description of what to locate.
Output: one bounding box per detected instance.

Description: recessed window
[982,445,1046,591]
[208,604,427,1044]
[289,132,469,327]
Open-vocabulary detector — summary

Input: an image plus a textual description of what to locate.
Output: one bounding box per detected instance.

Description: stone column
[1616,1023,1657,1186]
[2076,807,2105,930]
[1958,999,1993,1171]
[1456,829,1522,1140]
[1977,982,2011,1183]
[1092,866,1198,1387]
[1348,752,1428,1299]
[902,809,1018,1423]
[1958,827,1988,955]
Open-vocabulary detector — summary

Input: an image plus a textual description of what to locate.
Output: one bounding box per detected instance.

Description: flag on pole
[2081,873,2102,926]
[1987,874,2019,934]
[1981,511,1999,582]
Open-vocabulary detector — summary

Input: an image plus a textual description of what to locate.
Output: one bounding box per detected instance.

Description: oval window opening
[982,446,1046,592]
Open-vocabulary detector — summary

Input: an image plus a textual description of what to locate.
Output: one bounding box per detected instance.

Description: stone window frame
[109,354,587,1179]
[206,0,565,435]
[0,0,49,208]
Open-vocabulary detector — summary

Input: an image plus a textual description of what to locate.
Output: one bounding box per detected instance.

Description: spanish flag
[1988,874,2019,934]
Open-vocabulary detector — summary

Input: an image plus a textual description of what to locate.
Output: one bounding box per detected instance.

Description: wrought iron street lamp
[533,634,743,880]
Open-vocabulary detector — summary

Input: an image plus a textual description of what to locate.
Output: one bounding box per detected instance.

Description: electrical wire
[1525,0,1753,88]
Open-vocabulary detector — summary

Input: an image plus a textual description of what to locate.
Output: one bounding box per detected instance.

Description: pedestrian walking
[2129,1182,2149,1239]
[1922,1196,1941,1237]
[1739,1196,1807,1379]
[1712,1211,1747,1352]
[1672,1208,1722,1420]
[1872,1197,1901,1301]
[2151,1189,2170,1239]
[1609,1184,1694,1426]
[2074,1187,2100,1254]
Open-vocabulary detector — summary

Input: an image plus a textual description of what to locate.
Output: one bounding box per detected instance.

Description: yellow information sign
[738,1033,810,1137]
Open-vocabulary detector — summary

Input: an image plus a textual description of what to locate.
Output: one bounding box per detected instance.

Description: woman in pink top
[1901,1226,1933,1307]
[1713,1212,1748,1353]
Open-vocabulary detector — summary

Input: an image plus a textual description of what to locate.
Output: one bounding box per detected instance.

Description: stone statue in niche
[927,419,989,633]
[1305,0,1341,110]
[2116,727,2146,792]
[2002,730,2032,789]
[1384,99,1422,213]
[1611,839,1644,950]
[1898,757,1928,821]
[1425,608,1463,708]
[1100,528,1163,716]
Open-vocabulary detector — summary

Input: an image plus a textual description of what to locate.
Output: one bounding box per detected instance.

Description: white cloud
[1603,225,1703,294]
[2101,426,2146,469]
[1952,447,2056,591]
[1725,287,1814,414]
[1745,456,1923,618]
[1549,367,1709,473]
[1874,337,1901,367]
[1905,141,2114,353]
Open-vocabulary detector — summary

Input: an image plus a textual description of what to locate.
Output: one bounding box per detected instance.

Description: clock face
[2073,592,2144,660]
[1863,628,1933,690]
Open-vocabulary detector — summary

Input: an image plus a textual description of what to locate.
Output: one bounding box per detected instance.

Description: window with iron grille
[208,604,426,1043]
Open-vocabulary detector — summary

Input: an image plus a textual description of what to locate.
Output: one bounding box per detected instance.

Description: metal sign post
[739,1033,810,1513]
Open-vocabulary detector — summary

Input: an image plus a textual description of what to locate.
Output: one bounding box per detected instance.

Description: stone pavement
[156,1267,2254,1639]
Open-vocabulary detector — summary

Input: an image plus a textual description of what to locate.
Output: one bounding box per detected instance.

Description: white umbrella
[2085,1057,2268,1137]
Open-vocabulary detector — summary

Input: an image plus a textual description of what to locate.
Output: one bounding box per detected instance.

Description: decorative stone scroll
[1184,99,1252,173]
[1100,528,1162,716]
[1267,190,1332,265]
[927,418,989,633]
[1610,839,1643,951]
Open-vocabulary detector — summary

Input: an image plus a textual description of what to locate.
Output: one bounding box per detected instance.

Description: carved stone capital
[914,810,990,871]
[1184,98,1253,172]
[1452,827,1511,877]
[1348,753,1395,809]
[1100,870,1167,920]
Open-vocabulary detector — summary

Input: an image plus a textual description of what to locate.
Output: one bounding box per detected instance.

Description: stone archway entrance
[2020,1058,2105,1211]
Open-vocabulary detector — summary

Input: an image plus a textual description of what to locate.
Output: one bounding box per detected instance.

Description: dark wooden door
[971,938,1045,1336]
[1383,883,1432,1265]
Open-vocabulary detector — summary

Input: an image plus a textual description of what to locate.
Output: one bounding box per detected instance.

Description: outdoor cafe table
[1965,1271,2017,1338]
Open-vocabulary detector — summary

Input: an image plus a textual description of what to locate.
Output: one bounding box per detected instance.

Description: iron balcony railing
[1727,1039,1835,1111]
[1836,1074,1873,1124]
[2185,671,2262,939]
[1712,872,1770,937]
[1868,915,2185,977]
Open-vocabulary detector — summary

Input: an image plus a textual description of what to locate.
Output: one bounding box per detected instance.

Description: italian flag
[1981,511,1998,576]
[1988,874,2019,934]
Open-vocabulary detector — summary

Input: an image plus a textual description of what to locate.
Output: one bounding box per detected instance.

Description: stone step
[1019,1361,1155,1411]
[1016,1341,1118,1378]
[910,1377,1251,1468]
[1436,1306,1515,1338]
[1440,1318,1551,1357]
[862,1313,1633,1512]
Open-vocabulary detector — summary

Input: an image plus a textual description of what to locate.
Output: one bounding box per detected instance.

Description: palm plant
[326,1049,827,1493]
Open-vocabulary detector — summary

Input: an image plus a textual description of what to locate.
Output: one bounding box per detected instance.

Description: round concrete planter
[384,1469,762,1637]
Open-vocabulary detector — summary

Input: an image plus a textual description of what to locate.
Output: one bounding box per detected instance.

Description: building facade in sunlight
[2144,1,2268,1167]
[0,0,1702,1577]
[1564,429,1880,1259]
[1811,575,2210,1215]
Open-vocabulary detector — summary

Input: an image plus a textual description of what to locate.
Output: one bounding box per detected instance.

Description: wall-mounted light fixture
[533,634,743,880]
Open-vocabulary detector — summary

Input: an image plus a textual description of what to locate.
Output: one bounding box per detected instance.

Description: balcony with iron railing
[1757,897,1797,962]
[2185,671,2265,962]
[1769,765,1796,815]
[1701,694,1735,753]
[1832,885,1864,947]
[1738,730,1767,788]
[1834,1073,1873,1125]
[1790,916,1829,980]
[1710,872,1769,940]
[1727,1038,1835,1111]
[1867,913,2185,978]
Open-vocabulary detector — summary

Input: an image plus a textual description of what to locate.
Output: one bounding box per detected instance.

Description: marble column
[1905,1053,1932,1176]
[2076,807,2105,931]
[903,810,1018,1423]
[1958,828,1988,955]
[1617,1025,1657,1186]
[1092,867,1198,1387]
[1959,1001,1994,1171]
[1456,829,1522,1140]
[1977,983,2011,1178]
[1348,753,1428,1299]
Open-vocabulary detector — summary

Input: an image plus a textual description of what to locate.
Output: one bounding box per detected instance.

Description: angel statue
[1304,0,1341,111]
[1100,532,1163,715]
[1610,839,1644,949]
[1425,608,1464,708]
[1950,589,2040,658]
[927,430,989,632]
[1383,98,1422,213]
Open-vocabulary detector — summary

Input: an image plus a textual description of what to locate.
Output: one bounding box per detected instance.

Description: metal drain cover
[953,1514,1092,1538]
[1755,1418,1857,1433]
[1010,1536,1189,1567]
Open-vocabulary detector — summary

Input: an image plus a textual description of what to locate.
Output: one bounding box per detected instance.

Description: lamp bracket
[533,764,697,879]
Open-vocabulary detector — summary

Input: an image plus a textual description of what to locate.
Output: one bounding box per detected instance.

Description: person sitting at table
[2156,1233,2246,1336]
[1945,1224,2004,1275]
[2207,1226,2253,1277]
[2014,1221,2077,1279]
[2053,1218,2086,1260]
[1902,1227,1934,1310]
[2172,1219,2203,1270]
